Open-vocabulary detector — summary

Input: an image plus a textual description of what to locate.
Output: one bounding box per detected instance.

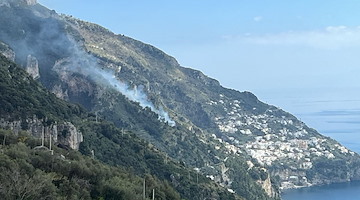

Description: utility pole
[49,134,53,155]
[143,178,146,200]
[41,126,44,146]
[2,135,6,146]
[152,189,155,200]
[197,172,199,184]
[91,150,95,159]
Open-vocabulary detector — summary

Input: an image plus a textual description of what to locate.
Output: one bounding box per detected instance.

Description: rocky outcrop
[0,117,83,150]
[25,55,40,79]
[24,0,37,5]
[52,84,69,100]
[258,174,278,198]
[0,0,37,7]
[52,58,96,96]
[56,122,83,150]
[0,1,10,7]
[0,42,15,61]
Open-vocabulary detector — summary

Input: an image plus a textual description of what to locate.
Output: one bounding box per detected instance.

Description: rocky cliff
[0,42,15,61]
[25,54,40,79]
[0,117,83,150]
[0,40,82,150]
[24,0,37,6]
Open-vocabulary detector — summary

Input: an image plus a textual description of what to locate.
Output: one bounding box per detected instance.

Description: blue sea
[254,87,360,200]
[282,181,360,200]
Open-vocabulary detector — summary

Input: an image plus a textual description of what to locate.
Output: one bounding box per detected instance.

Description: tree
[0,167,57,200]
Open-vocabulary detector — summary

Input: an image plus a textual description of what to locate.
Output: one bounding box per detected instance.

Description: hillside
[0,53,243,200]
[0,128,182,200]
[61,6,360,190]
[1,0,360,199]
[0,53,180,199]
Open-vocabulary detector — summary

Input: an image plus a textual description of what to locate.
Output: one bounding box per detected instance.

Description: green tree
[0,168,57,200]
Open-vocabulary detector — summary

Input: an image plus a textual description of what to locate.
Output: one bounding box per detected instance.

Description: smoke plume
[0,2,176,126]
[60,44,176,127]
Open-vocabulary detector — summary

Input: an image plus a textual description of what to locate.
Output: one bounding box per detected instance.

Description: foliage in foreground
[0,129,181,200]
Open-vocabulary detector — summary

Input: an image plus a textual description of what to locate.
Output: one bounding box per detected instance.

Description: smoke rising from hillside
[96,68,176,127]
[60,44,176,127]
[0,3,175,126]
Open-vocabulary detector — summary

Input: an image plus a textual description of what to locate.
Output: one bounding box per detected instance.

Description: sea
[254,87,360,200]
[282,181,360,200]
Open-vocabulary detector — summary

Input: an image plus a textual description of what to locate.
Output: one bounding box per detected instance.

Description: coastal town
[207,94,355,189]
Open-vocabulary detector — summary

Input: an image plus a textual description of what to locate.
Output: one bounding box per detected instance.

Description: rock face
[0,117,83,150]
[0,0,37,7]
[25,55,40,79]
[259,175,277,198]
[0,1,10,7]
[51,84,69,100]
[25,0,37,5]
[56,122,83,150]
[0,42,15,61]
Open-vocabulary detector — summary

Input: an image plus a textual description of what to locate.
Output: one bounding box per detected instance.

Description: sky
[37,0,360,90]
[38,0,360,149]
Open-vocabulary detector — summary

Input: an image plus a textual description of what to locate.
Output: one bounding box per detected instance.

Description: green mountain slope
[0,54,181,199]
[66,14,360,190]
[62,8,360,191]
[1,0,359,199]
[0,53,243,199]
[0,2,278,200]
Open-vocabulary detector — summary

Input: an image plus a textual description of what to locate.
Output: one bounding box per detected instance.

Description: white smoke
[0,2,176,126]
[58,46,176,127]
[92,66,176,127]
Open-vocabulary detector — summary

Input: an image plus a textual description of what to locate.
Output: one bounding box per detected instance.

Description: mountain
[1,0,360,199]
[0,51,241,199]
[0,53,181,199]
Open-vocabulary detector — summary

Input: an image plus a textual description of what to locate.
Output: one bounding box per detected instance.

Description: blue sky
[37,0,360,103]
[37,0,360,91]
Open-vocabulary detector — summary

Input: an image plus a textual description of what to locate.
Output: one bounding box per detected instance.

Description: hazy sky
[37,0,360,92]
[37,0,360,102]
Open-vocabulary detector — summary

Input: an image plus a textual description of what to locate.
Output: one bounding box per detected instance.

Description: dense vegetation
[0,54,241,199]
[89,86,275,200]
[0,54,85,122]
[0,129,181,200]
[0,2,279,199]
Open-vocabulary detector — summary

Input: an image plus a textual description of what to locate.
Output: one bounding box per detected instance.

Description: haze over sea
[282,180,360,200]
